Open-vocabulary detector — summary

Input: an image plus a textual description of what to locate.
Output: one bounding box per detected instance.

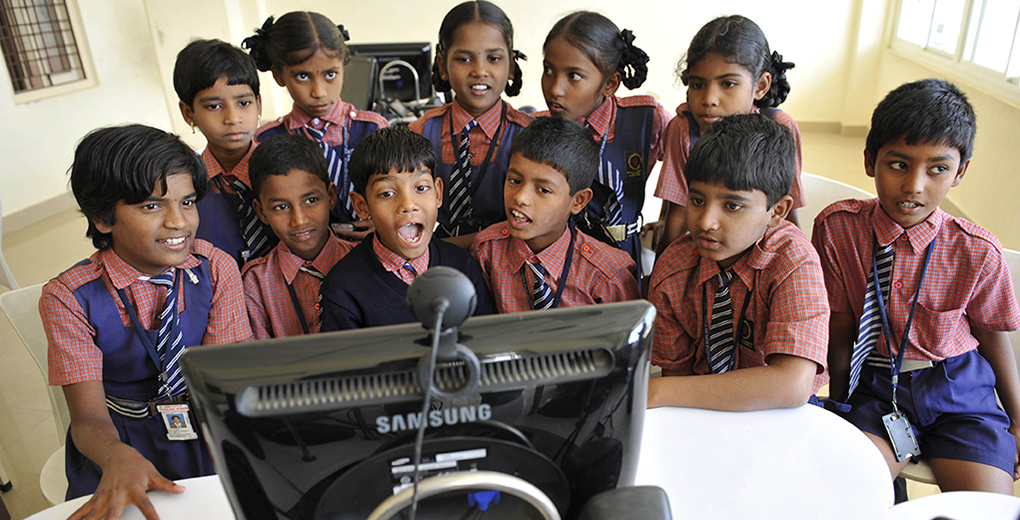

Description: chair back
[799,173,874,241]
[0,196,19,290]
[0,283,69,443]
[1002,248,1020,370]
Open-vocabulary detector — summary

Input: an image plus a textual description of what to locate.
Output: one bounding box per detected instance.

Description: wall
[0,0,172,221]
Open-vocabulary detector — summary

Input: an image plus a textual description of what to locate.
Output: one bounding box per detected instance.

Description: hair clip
[337,24,350,42]
[620,29,636,48]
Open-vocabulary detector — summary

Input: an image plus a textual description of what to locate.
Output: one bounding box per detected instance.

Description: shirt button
[851,201,860,210]
[501,229,509,235]
[312,118,320,125]
[893,281,903,289]
[582,245,591,252]
[314,303,320,310]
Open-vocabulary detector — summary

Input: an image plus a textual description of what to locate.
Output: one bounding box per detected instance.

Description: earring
[257,115,262,127]
[190,123,196,134]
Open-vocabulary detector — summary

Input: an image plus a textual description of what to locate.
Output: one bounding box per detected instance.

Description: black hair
[431,1,525,97]
[70,125,208,251]
[242,11,351,72]
[866,79,976,165]
[509,117,597,194]
[249,134,331,198]
[686,113,795,207]
[678,15,794,108]
[173,39,260,107]
[348,127,438,195]
[543,11,649,90]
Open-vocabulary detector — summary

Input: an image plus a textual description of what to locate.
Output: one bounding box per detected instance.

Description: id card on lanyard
[874,236,936,462]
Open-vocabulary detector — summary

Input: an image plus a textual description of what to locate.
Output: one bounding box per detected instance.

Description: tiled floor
[0,129,1006,518]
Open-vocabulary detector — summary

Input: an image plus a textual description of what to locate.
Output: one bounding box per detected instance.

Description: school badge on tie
[626,152,643,178]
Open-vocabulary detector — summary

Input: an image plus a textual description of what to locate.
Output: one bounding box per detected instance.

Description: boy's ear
[864,149,876,178]
[252,196,269,224]
[350,191,371,221]
[601,72,622,98]
[767,194,794,227]
[327,182,338,209]
[952,159,970,187]
[433,176,444,208]
[570,188,593,215]
[436,54,447,81]
[179,100,194,126]
[753,71,772,101]
[271,67,287,87]
[91,215,114,234]
[256,94,263,117]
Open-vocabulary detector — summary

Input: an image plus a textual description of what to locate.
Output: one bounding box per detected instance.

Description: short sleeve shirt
[409,99,532,166]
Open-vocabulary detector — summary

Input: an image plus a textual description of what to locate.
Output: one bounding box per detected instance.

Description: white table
[635,405,894,520]
[27,405,893,520]
[880,491,1020,520]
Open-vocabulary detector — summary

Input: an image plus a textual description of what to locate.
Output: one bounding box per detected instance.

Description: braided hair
[431,1,525,97]
[242,11,351,72]
[543,11,649,90]
[677,15,794,108]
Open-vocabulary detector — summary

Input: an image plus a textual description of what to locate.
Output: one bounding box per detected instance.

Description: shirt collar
[872,203,944,254]
[201,144,255,186]
[372,236,430,275]
[451,98,503,141]
[285,101,349,132]
[579,96,615,142]
[276,234,351,284]
[693,224,781,289]
[100,247,199,290]
[508,226,571,280]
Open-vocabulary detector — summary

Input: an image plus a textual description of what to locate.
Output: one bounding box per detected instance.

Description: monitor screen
[339,55,377,112]
[347,42,432,104]
[182,301,653,520]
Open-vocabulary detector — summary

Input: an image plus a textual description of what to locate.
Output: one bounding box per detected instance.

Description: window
[893,0,1020,101]
[0,0,94,101]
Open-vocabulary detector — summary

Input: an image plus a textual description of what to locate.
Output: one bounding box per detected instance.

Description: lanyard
[447,102,506,197]
[285,281,312,336]
[116,270,180,394]
[873,235,936,413]
[700,270,753,372]
[522,225,576,310]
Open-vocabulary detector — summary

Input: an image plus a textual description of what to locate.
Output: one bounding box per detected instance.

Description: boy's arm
[973,325,1020,479]
[827,312,857,402]
[241,269,272,341]
[648,354,817,411]
[203,248,253,344]
[63,381,183,520]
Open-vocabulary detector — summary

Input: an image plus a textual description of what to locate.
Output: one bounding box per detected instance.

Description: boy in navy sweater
[319,127,494,330]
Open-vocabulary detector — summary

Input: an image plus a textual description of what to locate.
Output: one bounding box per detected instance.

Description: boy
[648,114,828,411]
[471,117,639,312]
[242,134,354,338]
[174,38,276,266]
[319,127,494,330]
[39,125,253,515]
[813,79,1020,492]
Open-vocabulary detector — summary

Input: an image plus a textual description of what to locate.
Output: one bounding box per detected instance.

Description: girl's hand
[66,446,184,520]
[335,220,375,242]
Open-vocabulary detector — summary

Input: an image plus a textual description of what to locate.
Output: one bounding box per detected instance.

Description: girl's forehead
[449,21,508,50]
[286,48,343,70]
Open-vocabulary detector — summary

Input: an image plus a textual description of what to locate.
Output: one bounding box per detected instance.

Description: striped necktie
[587,123,623,226]
[449,120,478,226]
[707,270,737,373]
[229,179,272,261]
[525,260,554,310]
[847,243,895,398]
[305,122,354,221]
[146,269,186,398]
[402,262,419,278]
[299,265,325,319]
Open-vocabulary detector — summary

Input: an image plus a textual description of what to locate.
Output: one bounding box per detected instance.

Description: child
[471,117,639,312]
[409,0,532,248]
[241,134,355,339]
[319,127,494,330]
[244,11,388,242]
[174,38,276,265]
[39,125,253,513]
[652,15,803,256]
[813,79,1020,492]
[535,11,671,271]
[648,114,827,411]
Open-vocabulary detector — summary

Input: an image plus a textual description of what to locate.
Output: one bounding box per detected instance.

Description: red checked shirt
[470,222,639,313]
[202,143,255,196]
[241,235,354,339]
[532,95,672,164]
[654,103,805,209]
[409,99,532,165]
[649,221,828,390]
[256,101,389,146]
[372,237,430,285]
[42,240,252,386]
[812,198,1020,360]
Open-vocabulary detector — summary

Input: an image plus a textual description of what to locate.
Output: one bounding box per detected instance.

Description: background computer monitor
[182,300,654,520]
[339,55,377,112]
[347,42,433,104]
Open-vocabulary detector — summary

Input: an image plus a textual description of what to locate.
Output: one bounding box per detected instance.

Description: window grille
[0,0,85,93]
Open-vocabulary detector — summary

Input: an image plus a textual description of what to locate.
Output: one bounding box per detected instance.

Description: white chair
[0,196,19,290]
[899,247,1020,486]
[0,283,68,505]
[799,172,874,241]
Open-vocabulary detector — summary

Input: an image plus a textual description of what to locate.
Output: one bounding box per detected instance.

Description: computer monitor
[339,55,377,112]
[182,300,653,520]
[347,42,433,104]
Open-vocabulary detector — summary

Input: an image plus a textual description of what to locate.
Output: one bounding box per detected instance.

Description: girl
[652,15,802,255]
[244,11,388,242]
[409,0,532,249]
[536,11,672,274]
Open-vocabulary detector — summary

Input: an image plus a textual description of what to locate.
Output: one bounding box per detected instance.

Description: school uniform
[409,99,532,237]
[534,95,671,266]
[196,144,277,266]
[649,221,828,391]
[319,235,495,331]
[40,240,252,499]
[654,103,806,209]
[812,198,1020,473]
[470,222,639,313]
[241,234,355,339]
[256,101,388,223]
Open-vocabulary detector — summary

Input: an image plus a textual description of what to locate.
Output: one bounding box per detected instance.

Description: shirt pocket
[912,302,965,353]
